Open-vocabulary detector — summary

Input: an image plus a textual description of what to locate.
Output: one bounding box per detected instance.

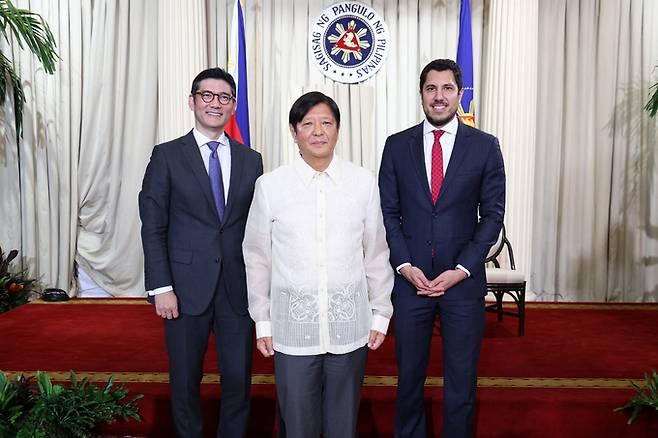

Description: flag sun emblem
[310,2,390,84]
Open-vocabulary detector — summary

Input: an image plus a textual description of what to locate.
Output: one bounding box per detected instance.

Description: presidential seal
[310,2,390,84]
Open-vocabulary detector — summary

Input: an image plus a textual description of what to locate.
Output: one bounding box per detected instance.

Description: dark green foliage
[0,371,142,437]
[0,372,24,437]
[614,370,658,424]
[0,0,58,141]
[646,79,658,118]
[0,245,37,313]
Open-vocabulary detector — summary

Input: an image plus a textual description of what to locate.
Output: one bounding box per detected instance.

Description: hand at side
[154,291,179,319]
[256,336,275,357]
[368,330,386,350]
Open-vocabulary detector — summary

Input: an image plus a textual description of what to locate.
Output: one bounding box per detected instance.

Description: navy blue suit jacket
[139,131,263,315]
[378,121,505,299]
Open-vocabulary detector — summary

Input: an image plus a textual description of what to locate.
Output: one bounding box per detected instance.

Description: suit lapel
[223,136,245,222]
[439,122,470,199]
[409,123,433,205]
[180,131,218,222]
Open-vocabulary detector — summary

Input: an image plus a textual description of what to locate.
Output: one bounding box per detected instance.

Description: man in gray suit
[139,67,263,437]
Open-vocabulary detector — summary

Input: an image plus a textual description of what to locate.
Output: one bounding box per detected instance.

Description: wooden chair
[485,225,526,336]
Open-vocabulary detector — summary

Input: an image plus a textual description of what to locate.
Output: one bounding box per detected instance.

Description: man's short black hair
[419,59,463,93]
[288,91,341,131]
[190,68,236,96]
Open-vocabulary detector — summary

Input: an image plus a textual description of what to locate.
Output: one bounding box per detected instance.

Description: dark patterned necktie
[207,141,225,221]
[431,130,445,204]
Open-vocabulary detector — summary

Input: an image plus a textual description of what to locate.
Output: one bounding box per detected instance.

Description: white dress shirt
[193,129,232,197]
[396,115,470,277]
[243,155,394,356]
[422,115,458,183]
[147,129,232,296]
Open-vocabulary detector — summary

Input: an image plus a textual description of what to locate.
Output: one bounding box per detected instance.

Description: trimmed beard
[424,108,458,129]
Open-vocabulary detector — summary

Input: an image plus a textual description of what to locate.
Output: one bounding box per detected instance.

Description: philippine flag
[456,0,476,127]
[226,0,251,146]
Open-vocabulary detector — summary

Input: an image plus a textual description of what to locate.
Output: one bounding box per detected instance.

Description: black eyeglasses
[193,91,235,105]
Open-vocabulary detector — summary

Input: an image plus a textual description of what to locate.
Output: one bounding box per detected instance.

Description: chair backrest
[485,224,516,269]
[486,228,504,261]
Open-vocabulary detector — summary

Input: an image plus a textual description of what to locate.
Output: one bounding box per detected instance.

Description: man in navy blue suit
[379,59,505,438]
[139,68,263,437]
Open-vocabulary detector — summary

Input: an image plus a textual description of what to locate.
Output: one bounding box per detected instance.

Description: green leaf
[646,79,658,118]
[0,0,58,143]
[615,370,658,424]
[35,371,52,397]
[647,371,658,399]
[0,0,58,70]
[628,406,641,425]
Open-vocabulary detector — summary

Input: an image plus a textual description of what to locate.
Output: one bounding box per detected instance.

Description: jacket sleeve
[456,136,506,273]
[378,137,412,270]
[139,145,173,291]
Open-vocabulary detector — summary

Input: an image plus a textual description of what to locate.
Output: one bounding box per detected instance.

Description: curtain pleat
[532,0,658,301]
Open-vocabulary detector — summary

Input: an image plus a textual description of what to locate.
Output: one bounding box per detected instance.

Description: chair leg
[518,285,526,336]
[496,292,504,322]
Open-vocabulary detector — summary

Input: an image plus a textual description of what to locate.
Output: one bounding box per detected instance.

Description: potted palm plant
[614,67,658,425]
[0,0,58,141]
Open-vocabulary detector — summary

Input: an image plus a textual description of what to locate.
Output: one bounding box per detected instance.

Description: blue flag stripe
[456,0,475,124]
[235,1,250,146]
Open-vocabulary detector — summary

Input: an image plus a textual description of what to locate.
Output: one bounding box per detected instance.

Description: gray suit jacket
[139,131,263,315]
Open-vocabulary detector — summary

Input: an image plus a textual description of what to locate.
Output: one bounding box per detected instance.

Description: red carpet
[1,300,657,437]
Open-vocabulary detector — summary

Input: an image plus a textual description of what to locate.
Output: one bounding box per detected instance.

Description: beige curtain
[1,0,157,297]
[480,0,538,283]
[531,0,658,301]
[75,0,158,296]
[2,0,657,301]
[158,0,207,142]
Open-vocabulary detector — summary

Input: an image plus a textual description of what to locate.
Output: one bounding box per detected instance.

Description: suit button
[219,229,224,234]
[214,258,219,263]
[432,212,438,218]
[426,240,432,246]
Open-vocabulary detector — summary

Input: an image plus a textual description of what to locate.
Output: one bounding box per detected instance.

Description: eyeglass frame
[193,91,236,105]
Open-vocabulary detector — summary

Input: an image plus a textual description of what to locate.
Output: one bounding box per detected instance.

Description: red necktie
[431,130,445,204]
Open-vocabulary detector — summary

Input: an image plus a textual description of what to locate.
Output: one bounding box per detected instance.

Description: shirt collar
[293,154,342,186]
[193,128,229,149]
[423,114,459,137]
[323,155,341,182]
